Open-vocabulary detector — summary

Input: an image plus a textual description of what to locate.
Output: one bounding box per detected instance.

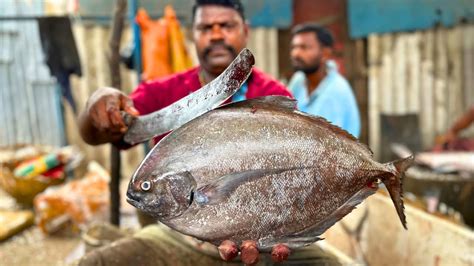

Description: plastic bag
[136,5,193,81]
[34,161,110,234]
[165,5,193,73]
[136,8,172,80]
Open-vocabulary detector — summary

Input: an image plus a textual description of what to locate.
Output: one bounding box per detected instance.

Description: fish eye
[140,180,151,191]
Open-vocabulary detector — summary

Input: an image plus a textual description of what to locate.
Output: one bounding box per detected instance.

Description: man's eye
[197,25,212,32]
[221,23,236,30]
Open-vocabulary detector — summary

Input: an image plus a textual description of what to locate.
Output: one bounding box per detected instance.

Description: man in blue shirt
[288,23,361,137]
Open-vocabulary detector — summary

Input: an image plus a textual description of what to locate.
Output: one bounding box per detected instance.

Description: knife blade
[123,48,255,145]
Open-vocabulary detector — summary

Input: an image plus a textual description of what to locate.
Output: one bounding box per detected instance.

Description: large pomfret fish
[126,96,413,252]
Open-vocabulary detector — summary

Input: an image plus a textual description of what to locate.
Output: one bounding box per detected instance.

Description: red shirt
[131,66,291,115]
[129,66,292,144]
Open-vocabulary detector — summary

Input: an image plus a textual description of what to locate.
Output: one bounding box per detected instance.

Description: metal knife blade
[123,48,255,145]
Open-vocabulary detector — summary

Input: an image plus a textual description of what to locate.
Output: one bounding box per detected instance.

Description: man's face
[290,32,324,74]
[193,5,249,75]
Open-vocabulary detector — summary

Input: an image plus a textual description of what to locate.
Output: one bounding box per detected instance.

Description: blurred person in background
[436,105,474,151]
[288,23,360,138]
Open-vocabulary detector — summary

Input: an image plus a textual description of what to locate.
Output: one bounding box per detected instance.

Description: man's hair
[292,23,334,48]
[192,0,245,22]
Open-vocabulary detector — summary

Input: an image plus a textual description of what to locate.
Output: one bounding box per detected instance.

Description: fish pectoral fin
[195,168,295,205]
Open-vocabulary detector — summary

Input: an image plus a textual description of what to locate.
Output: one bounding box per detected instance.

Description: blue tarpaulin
[78,0,293,28]
[348,0,474,38]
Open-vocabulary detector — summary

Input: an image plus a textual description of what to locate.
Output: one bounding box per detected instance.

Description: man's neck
[199,69,219,86]
[305,67,326,95]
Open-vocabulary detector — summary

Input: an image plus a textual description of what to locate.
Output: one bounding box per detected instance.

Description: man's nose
[290,47,302,59]
[210,24,224,41]
[290,49,298,59]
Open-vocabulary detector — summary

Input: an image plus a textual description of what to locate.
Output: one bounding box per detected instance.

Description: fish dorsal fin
[218,96,297,111]
[195,167,299,205]
[218,96,372,155]
[301,112,373,155]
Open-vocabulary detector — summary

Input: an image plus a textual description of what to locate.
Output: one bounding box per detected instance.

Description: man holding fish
[78,0,412,265]
[78,0,291,147]
[78,0,310,264]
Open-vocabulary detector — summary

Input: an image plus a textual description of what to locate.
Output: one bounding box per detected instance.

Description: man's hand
[434,106,474,151]
[434,130,458,151]
[79,87,139,145]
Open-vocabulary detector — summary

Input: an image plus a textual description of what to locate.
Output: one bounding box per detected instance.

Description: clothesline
[0,14,186,21]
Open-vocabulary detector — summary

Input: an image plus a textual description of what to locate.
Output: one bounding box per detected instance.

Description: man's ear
[243,21,250,42]
[322,47,333,60]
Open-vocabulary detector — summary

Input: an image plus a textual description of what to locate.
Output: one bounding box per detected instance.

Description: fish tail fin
[382,155,415,230]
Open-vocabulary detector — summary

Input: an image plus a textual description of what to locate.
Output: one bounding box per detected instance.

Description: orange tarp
[136,5,193,81]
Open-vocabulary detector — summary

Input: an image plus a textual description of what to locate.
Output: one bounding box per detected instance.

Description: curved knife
[123,48,255,145]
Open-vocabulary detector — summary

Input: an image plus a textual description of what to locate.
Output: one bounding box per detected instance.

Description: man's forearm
[450,106,474,134]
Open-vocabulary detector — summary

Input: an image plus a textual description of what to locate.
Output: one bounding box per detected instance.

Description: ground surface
[0,177,139,266]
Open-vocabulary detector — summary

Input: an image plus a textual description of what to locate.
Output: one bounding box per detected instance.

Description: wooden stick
[108,0,127,226]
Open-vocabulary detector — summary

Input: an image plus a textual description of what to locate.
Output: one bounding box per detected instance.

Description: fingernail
[271,244,290,262]
[130,107,140,116]
[241,241,259,265]
[218,240,238,261]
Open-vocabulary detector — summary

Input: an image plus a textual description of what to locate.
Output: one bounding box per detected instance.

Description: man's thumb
[120,95,140,116]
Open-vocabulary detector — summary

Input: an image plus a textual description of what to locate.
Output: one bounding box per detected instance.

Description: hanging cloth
[37,16,82,113]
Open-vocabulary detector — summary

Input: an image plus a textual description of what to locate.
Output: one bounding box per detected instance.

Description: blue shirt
[288,60,361,137]
[232,82,248,102]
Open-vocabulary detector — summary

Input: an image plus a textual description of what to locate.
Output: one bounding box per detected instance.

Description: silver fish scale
[137,101,390,249]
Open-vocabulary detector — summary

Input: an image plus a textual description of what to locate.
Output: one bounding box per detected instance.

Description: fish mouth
[126,191,142,208]
[126,197,139,207]
[126,196,154,215]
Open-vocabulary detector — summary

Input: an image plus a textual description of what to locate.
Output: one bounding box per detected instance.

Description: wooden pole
[108,0,127,226]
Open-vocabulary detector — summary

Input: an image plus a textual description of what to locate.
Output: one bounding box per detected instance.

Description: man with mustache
[79,0,291,147]
[288,23,360,137]
[78,0,297,265]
